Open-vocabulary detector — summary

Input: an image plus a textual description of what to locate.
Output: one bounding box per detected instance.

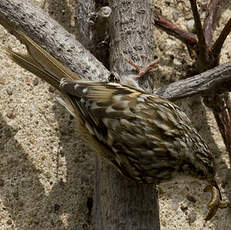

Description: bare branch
[211,94,231,155]
[212,18,231,58]
[74,0,111,67]
[154,12,197,49]
[203,0,220,47]
[0,0,110,82]
[155,62,231,100]
[189,0,209,70]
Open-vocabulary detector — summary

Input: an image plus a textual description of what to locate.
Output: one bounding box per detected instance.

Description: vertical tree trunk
[95,1,160,230]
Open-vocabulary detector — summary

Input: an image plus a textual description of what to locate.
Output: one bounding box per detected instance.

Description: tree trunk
[95,1,160,230]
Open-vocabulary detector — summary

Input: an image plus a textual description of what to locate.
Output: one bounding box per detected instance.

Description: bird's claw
[204,185,229,221]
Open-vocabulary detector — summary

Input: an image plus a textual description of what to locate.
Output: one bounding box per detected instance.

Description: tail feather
[3,30,82,118]
[5,48,62,90]
[4,30,81,91]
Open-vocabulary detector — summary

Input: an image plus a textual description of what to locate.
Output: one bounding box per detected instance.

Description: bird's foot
[204,185,229,221]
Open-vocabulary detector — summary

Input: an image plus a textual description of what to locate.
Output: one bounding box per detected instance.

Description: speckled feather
[4,30,227,220]
[60,79,215,184]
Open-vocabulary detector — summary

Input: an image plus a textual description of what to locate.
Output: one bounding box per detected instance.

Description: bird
[3,30,228,220]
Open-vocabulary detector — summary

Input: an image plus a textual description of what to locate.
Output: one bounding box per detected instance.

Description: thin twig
[153,13,197,48]
[211,94,231,159]
[189,0,209,70]
[203,0,220,47]
[212,18,231,58]
[226,95,231,125]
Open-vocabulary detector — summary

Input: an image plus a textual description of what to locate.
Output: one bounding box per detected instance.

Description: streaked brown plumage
[3,30,228,220]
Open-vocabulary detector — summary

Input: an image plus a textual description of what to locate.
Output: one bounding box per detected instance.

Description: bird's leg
[204,185,229,221]
[123,56,160,80]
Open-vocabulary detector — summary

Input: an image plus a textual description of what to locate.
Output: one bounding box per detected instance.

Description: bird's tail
[4,30,81,91]
[3,30,82,118]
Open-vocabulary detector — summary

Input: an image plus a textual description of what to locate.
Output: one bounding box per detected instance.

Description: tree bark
[96,1,160,230]
[74,0,111,67]
[0,0,110,82]
[155,62,231,100]
[1,0,231,229]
